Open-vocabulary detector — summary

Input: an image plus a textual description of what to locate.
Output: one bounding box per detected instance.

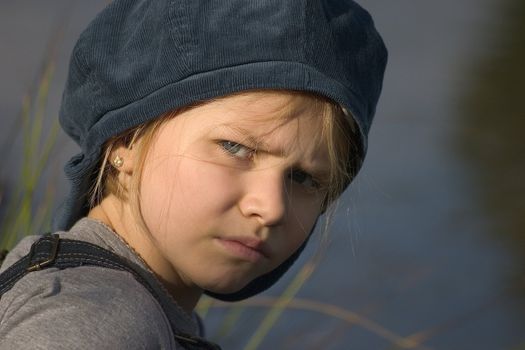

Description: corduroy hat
[55,0,387,301]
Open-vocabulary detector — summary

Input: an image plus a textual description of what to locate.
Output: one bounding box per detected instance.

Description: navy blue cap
[56,0,387,300]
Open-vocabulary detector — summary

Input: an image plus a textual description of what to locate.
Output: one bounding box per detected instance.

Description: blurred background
[0,0,524,349]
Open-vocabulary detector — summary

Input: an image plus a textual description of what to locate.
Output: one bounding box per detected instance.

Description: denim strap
[0,234,221,350]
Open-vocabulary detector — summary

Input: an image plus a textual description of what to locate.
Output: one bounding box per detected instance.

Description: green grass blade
[243,261,316,350]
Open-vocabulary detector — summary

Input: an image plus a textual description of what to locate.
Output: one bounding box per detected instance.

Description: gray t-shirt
[0,218,202,349]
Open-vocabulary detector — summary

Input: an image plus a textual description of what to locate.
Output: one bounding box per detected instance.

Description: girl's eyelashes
[288,168,322,190]
[218,140,255,160]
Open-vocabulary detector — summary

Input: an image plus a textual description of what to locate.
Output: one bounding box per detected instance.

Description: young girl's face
[134,92,331,294]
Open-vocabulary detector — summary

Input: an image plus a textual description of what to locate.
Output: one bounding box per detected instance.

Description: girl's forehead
[207,91,324,121]
[207,93,325,138]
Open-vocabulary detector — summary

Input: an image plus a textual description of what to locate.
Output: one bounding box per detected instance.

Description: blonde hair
[90,90,360,229]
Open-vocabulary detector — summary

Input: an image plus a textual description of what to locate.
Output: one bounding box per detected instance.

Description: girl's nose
[238,170,287,226]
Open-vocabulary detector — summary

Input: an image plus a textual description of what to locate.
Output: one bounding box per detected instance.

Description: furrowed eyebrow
[217,124,330,179]
[220,125,276,155]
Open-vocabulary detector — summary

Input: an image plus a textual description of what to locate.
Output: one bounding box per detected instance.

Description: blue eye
[219,141,254,160]
[288,169,321,189]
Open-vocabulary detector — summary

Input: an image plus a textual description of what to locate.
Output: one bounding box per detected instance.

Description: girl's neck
[87,196,202,314]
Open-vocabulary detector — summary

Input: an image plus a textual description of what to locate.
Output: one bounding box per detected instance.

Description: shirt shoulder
[0,265,178,349]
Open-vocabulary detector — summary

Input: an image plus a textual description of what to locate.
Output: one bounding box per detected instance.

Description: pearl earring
[113,155,124,168]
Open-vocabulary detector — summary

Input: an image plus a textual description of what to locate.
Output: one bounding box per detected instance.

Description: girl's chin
[199,276,255,294]
[192,263,272,294]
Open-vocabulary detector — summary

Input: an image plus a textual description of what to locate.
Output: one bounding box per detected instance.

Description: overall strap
[0,234,221,350]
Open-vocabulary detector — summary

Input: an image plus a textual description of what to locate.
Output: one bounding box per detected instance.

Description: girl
[0,0,386,348]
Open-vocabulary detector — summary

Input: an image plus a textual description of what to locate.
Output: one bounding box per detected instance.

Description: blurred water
[1,0,524,349]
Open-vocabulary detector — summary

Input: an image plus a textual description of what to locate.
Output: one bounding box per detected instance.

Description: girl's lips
[215,237,270,262]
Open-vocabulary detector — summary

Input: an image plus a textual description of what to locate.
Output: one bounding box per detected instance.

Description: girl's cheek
[173,159,243,210]
[289,200,321,241]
